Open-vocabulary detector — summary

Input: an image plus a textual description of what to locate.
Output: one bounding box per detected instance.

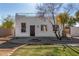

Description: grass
[11,45,79,56]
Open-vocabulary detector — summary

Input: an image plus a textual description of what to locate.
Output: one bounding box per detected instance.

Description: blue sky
[0,3,38,24]
[0,3,78,19]
[0,3,78,17]
[0,3,37,21]
[0,3,79,26]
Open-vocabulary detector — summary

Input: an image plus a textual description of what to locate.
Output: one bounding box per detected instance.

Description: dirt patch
[0,49,14,56]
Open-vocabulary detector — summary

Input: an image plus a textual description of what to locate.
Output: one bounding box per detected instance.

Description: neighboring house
[15,13,62,37]
[70,27,79,37]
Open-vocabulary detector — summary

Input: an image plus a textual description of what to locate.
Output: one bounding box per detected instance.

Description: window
[21,23,26,32]
[41,25,47,31]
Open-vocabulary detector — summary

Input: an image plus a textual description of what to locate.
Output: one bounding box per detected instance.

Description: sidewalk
[0,37,20,56]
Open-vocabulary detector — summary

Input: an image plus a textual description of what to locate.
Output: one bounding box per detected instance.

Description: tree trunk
[62,24,66,37]
[51,12,61,40]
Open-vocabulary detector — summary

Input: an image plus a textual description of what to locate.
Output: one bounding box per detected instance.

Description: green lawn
[12,45,79,56]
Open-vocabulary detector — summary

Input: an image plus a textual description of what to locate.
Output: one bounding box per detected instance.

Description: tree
[1,16,14,29]
[36,3,79,39]
[63,4,79,15]
[36,3,62,24]
[57,12,69,37]
[60,4,79,37]
[57,12,78,37]
[36,3,62,40]
[67,16,76,27]
[75,10,79,22]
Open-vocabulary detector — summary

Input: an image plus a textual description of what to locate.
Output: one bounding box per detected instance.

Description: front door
[30,25,35,36]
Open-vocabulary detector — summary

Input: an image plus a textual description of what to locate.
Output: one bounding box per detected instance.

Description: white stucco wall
[15,14,56,37]
[70,27,79,37]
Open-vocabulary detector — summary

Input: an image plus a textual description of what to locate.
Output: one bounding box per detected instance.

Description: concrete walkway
[0,42,24,56]
[0,37,23,56]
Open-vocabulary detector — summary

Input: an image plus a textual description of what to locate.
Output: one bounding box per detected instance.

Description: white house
[15,13,62,37]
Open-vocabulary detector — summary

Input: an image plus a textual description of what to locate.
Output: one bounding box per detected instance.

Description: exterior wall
[70,27,79,37]
[15,14,56,37]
